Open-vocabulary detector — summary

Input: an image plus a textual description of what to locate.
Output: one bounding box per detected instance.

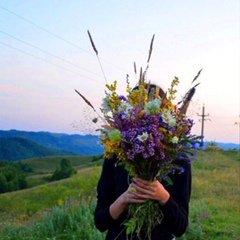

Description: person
[94,84,192,240]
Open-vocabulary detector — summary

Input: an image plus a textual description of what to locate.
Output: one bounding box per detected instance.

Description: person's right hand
[109,183,147,220]
[122,184,148,204]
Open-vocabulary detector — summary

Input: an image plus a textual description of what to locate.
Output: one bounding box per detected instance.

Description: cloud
[0,84,23,94]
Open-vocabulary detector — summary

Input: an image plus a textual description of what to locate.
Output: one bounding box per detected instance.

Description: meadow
[0,149,239,240]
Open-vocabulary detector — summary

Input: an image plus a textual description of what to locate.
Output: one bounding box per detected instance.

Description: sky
[0,0,239,144]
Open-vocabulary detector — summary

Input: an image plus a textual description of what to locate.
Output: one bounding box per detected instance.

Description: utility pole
[198,104,210,146]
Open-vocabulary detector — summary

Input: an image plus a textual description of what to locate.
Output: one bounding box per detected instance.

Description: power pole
[198,104,210,146]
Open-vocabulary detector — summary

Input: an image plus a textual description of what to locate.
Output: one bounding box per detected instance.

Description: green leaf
[165,176,173,185]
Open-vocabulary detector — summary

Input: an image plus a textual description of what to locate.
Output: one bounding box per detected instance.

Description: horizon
[1,128,239,145]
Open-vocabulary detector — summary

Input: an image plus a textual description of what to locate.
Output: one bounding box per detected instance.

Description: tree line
[0,158,77,194]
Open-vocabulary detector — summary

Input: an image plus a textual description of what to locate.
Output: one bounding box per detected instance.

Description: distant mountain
[1,130,238,162]
[214,142,239,150]
[0,130,104,158]
[0,137,75,161]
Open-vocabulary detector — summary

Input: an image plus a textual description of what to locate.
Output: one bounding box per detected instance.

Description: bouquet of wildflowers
[76,33,202,240]
[99,75,201,238]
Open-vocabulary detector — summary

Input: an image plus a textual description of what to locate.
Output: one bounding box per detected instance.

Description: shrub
[51,158,77,181]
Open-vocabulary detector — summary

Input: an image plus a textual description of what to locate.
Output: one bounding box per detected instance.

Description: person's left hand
[130,178,170,205]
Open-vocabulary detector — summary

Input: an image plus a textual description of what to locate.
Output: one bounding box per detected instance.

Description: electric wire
[0,30,105,80]
[0,41,104,85]
[0,5,133,75]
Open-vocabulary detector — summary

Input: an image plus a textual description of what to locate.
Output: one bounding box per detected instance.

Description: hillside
[0,150,239,239]
[0,130,104,157]
[0,137,75,161]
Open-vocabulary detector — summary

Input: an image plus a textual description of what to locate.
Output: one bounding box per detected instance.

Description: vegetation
[0,149,239,239]
[0,155,103,193]
[51,158,77,181]
[0,130,104,158]
[0,162,28,193]
[0,137,74,161]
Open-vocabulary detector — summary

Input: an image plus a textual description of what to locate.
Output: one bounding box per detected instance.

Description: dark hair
[133,83,165,99]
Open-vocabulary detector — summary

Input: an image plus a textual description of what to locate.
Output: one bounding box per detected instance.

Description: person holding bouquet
[94,84,194,240]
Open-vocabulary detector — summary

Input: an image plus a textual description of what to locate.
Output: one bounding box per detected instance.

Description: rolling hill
[0,137,75,161]
[0,130,104,161]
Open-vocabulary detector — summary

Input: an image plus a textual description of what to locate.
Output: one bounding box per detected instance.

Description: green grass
[179,149,240,240]
[24,155,103,188]
[22,155,103,174]
[0,150,239,239]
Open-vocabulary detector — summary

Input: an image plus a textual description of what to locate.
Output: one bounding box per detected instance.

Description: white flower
[137,132,149,142]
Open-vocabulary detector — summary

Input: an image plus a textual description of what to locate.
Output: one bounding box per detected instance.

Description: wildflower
[144,98,161,115]
[137,132,149,142]
[169,118,177,127]
[92,118,98,123]
[161,109,174,124]
[178,153,183,159]
[108,129,122,141]
[180,167,185,173]
[101,97,111,113]
[119,95,127,101]
[171,136,179,144]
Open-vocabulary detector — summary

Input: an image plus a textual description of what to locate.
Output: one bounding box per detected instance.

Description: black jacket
[94,157,191,240]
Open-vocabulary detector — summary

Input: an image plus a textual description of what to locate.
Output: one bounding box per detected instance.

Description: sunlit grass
[0,150,239,239]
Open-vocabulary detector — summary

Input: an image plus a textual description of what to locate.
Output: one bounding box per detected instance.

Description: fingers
[130,178,164,200]
[131,178,155,192]
[126,186,147,203]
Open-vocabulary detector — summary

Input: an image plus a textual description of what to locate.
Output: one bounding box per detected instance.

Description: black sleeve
[161,159,192,237]
[94,158,118,232]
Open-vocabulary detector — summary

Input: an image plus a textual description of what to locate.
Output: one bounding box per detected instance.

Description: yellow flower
[58,199,64,206]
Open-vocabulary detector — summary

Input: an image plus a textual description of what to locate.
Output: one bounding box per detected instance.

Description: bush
[51,158,77,181]
[0,164,28,193]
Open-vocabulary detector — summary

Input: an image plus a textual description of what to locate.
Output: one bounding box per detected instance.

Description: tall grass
[1,199,105,240]
[0,150,239,239]
[179,149,240,240]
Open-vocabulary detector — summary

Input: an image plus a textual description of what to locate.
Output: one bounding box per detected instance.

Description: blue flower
[180,167,185,173]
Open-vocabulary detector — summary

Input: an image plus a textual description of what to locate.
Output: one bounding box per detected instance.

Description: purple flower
[191,152,196,157]
[180,167,185,173]
[119,95,127,101]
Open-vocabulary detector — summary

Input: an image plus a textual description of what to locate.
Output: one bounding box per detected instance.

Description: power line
[0,5,93,55]
[0,30,105,80]
[0,5,133,75]
[0,41,104,85]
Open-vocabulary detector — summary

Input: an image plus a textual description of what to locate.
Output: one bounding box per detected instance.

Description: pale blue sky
[0,0,239,143]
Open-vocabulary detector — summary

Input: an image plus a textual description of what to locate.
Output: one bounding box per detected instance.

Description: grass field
[0,149,239,239]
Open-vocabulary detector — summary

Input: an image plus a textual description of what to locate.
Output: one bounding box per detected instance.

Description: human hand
[109,183,148,220]
[130,178,170,205]
[121,184,148,204]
